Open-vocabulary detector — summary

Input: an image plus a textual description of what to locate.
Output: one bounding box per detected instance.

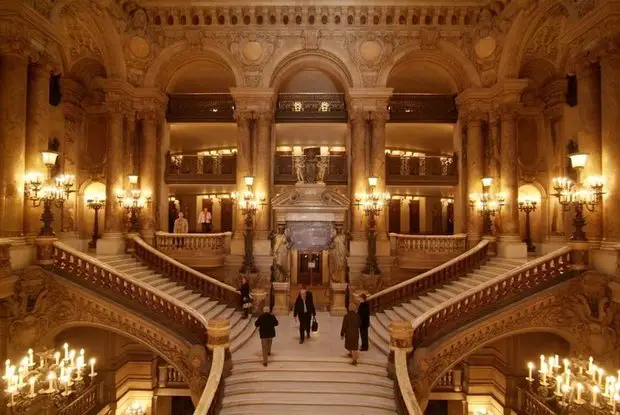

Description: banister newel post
[35,236,58,266]
[568,241,589,271]
[206,319,232,375]
[388,320,414,380]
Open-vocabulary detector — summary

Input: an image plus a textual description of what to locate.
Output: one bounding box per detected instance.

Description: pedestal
[272,282,290,315]
[568,241,590,271]
[35,236,58,266]
[329,282,348,316]
[206,318,232,375]
[251,288,268,316]
[125,233,139,254]
[497,235,527,258]
[387,320,414,380]
[482,235,497,257]
[96,232,125,255]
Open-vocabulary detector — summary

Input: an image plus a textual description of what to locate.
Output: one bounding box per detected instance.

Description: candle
[28,349,34,366]
[63,343,69,360]
[589,357,594,373]
[565,368,571,385]
[576,382,584,402]
[599,368,605,385]
[555,355,560,368]
[563,359,569,372]
[556,375,563,395]
[47,371,56,392]
[592,365,598,381]
[28,376,36,397]
[70,350,76,367]
[562,384,570,405]
[89,358,96,377]
[54,351,60,366]
[527,362,535,380]
[593,385,600,406]
[540,355,545,368]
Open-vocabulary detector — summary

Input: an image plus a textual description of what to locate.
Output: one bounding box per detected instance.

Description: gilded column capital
[498,103,522,120]
[233,109,253,125]
[348,109,369,124]
[255,110,274,124]
[370,109,389,123]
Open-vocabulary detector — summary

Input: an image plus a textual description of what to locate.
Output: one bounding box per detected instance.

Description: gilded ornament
[474,36,497,59]
[359,40,382,63]
[242,41,264,62]
[129,36,151,59]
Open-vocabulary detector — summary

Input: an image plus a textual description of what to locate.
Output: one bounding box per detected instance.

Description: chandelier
[2,343,96,409]
[124,402,146,415]
[231,176,266,274]
[116,175,152,233]
[354,176,391,217]
[231,176,266,216]
[525,354,620,414]
[469,177,505,235]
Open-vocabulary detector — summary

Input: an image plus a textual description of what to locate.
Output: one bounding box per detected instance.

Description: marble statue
[328,225,349,283]
[317,156,328,183]
[294,156,305,183]
[271,225,292,282]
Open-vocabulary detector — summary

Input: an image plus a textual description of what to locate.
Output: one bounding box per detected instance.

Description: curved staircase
[369,256,528,355]
[97,253,255,352]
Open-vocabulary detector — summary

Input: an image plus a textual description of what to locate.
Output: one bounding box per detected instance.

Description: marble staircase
[369,257,529,355]
[97,254,255,353]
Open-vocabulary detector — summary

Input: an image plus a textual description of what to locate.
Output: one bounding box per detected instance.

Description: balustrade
[165,152,236,184]
[157,364,187,388]
[56,382,104,415]
[388,93,457,123]
[132,235,240,307]
[167,93,235,122]
[518,386,557,415]
[276,93,347,122]
[386,153,458,185]
[155,231,231,255]
[274,152,347,184]
[390,233,468,270]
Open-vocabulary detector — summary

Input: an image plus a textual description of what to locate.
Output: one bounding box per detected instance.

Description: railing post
[35,236,57,266]
[482,235,497,257]
[125,233,139,254]
[389,233,397,256]
[388,320,414,380]
[157,365,168,388]
[206,319,232,374]
[568,241,589,270]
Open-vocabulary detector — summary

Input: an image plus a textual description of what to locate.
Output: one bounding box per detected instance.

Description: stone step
[224,381,394,399]
[220,404,397,415]
[204,304,228,320]
[480,264,512,273]
[196,300,219,316]
[221,393,396,411]
[368,330,390,356]
[175,290,198,302]
[230,318,256,352]
[188,296,211,310]
[226,367,392,388]
[417,294,441,309]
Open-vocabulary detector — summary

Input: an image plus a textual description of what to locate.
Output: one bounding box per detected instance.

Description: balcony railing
[386,153,458,185]
[388,93,457,123]
[274,152,347,184]
[158,364,188,388]
[390,233,468,270]
[154,231,232,268]
[275,93,348,122]
[165,152,236,184]
[57,381,104,415]
[167,93,235,122]
[517,386,557,415]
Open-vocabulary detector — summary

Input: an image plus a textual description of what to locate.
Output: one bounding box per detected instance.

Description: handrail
[367,240,489,312]
[390,233,467,240]
[411,246,572,348]
[132,235,240,307]
[156,231,232,238]
[194,346,225,415]
[155,231,231,254]
[394,350,424,415]
[518,385,557,415]
[51,241,208,343]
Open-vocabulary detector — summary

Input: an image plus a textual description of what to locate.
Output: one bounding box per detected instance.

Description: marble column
[24,61,50,239]
[487,112,500,187]
[157,123,170,231]
[452,120,466,234]
[465,115,484,245]
[254,112,272,239]
[0,53,29,238]
[498,106,526,257]
[139,110,160,243]
[601,51,620,246]
[370,110,388,239]
[234,111,252,239]
[124,111,137,182]
[577,62,603,245]
[349,111,367,240]
[97,105,126,255]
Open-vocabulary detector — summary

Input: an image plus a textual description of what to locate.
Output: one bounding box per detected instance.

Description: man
[341,303,361,365]
[293,285,316,344]
[173,212,188,247]
[255,306,278,367]
[357,293,370,351]
[198,208,212,233]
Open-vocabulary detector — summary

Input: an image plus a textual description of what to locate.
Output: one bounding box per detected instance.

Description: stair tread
[204,304,227,320]
[224,381,393,397]
[226,370,392,387]
[220,404,397,415]
[231,361,387,376]
[221,393,396,409]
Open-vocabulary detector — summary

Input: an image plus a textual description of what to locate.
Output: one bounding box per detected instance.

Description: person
[239,276,252,319]
[357,294,370,351]
[255,306,279,367]
[198,208,212,233]
[173,212,188,247]
[341,303,361,365]
[293,285,316,344]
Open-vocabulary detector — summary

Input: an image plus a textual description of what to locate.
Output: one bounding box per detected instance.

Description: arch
[67,57,108,88]
[518,58,558,90]
[378,41,482,92]
[143,41,243,90]
[498,1,577,80]
[264,49,361,91]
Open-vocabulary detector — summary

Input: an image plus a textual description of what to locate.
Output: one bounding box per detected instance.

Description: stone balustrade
[389,320,423,415]
[154,231,231,268]
[158,364,187,388]
[368,239,489,312]
[56,381,104,415]
[518,386,557,415]
[389,233,468,270]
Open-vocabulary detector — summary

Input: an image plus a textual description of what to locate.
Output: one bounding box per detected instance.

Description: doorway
[298,252,322,286]
[409,200,420,234]
[446,202,454,234]
[220,198,233,232]
[389,199,401,233]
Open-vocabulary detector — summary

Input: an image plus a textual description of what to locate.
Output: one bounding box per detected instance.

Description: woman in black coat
[238,276,252,319]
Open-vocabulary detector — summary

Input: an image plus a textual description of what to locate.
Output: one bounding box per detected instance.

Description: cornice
[559,0,620,51]
[0,1,67,52]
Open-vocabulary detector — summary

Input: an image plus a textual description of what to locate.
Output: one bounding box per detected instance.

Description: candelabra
[231,176,266,274]
[24,151,75,236]
[552,152,604,241]
[518,196,538,253]
[354,177,390,275]
[525,354,620,414]
[116,175,152,233]
[2,343,96,411]
[469,177,505,235]
[86,194,105,250]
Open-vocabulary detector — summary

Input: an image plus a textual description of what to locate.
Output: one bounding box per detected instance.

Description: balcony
[165,152,236,184]
[275,93,348,122]
[167,93,235,122]
[388,93,457,123]
[274,151,348,184]
[386,153,458,185]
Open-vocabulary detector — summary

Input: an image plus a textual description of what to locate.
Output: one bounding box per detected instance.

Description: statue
[303,149,318,184]
[294,155,305,183]
[328,224,349,283]
[317,156,329,183]
[270,224,292,282]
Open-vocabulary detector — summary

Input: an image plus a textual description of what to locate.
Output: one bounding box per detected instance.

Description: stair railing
[51,241,208,344]
[394,349,424,415]
[412,246,572,348]
[155,231,232,254]
[57,381,104,415]
[194,347,225,415]
[132,235,240,307]
[389,233,468,254]
[367,239,489,312]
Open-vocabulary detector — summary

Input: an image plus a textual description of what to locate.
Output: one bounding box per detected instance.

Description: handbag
[311,317,319,332]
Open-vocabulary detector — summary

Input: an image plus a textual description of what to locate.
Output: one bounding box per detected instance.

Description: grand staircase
[97,254,256,353]
[369,256,529,355]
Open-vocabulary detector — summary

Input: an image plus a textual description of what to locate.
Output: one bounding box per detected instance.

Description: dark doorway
[446,202,454,234]
[389,199,401,233]
[424,400,447,415]
[298,252,321,286]
[171,396,194,415]
[221,198,234,232]
[409,200,420,234]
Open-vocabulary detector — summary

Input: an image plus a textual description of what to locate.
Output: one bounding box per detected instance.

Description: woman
[340,303,361,365]
[239,276,252,319]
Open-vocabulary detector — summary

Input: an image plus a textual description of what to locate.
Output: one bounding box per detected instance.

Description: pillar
[157,123,170,231]
[349,110,367,240]
[577,61,603,245]
[24,61,50,239]
[465,114,484,245]
[233,111,252,240]
[486,112,500,188]
[0,52,29,238]
[601,51,620,247]
[370,110,388,239]
[97,104,126,255]
[139,109,161,244]
[254,112,272,239]
[452,120,466,234]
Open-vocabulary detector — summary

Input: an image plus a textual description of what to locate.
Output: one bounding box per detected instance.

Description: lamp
[481,177,493,188]
[552,152,604,240]
[244,176,254,187]
[469,177,505,235]
[232,176,266,274]
[518,195,538,252]
[116,175,152,233]
[354,177,390,275]
[85,194,105,250]
[124,402,146,415]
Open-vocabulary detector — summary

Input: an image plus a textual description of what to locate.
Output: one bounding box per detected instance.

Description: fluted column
[349,110,367,239]
[124,111,137,182]
[24,61,51,239]
[601,50,620,246]
[234,111,252,238]
[577,61,603,245]
[370,109,388,239]
[487,111,500,185]
[139,109,161,243]
[0,53,29,238]
[465,114,484,244]
[254,111,273,239]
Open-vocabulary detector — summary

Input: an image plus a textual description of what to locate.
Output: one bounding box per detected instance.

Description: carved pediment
[271,183,350,223]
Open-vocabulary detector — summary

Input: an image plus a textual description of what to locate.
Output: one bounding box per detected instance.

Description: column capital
[233,109,253,125]
[347,87,392,115]
[498,102,523,120]
[230,87,276,114]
